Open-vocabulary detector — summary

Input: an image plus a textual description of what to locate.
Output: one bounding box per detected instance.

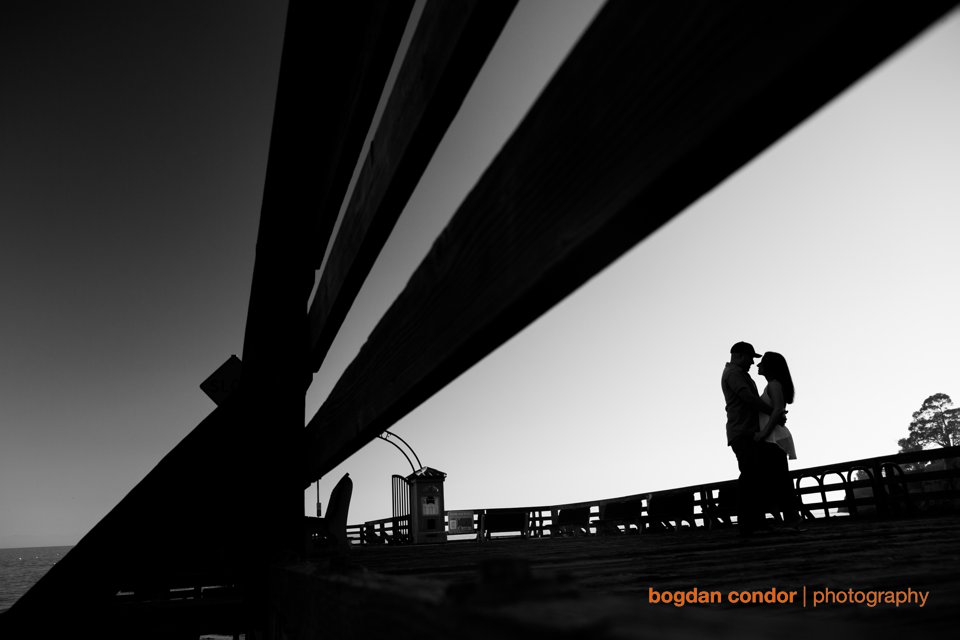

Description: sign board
[447,510,475,534]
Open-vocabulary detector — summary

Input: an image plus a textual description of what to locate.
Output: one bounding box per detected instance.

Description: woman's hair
[762,351,795,404]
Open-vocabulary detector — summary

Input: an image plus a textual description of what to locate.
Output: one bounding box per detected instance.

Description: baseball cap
[730,341,761,358]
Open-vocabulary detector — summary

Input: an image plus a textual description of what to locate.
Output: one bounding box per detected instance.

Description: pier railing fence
[350,446,960,544]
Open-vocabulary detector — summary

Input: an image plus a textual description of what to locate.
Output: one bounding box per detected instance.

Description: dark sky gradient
[1,1,287,547]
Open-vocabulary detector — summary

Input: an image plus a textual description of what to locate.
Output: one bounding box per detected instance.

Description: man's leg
[731,438,764,532]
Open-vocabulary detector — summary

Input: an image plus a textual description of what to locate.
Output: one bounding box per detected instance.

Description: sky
[1,1,958,549]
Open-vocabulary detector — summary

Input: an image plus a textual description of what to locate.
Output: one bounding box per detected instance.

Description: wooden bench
[702,483,738,529]
[479,509,529,541]
[594,499,646,535]
[548,506,591,536]
[647,490,696,531]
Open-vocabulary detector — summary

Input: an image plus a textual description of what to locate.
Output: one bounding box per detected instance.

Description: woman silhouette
[756,351,804,531]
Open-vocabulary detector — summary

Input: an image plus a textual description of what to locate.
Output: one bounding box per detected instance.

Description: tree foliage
[898,393,960,454]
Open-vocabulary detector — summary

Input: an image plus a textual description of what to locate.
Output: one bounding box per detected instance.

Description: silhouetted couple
[721,341,803,535]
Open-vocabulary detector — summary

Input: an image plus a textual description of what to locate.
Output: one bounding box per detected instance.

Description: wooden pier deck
[273,513,960,639]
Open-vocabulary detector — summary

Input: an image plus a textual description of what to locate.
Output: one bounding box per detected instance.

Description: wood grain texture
[245,0,412,380]
[303,0,415,268]
[307,0,518,373]
[305,0,957,481]
[275,513,960,638]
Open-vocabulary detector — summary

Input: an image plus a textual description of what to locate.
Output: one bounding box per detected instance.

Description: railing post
[870,460,888,517]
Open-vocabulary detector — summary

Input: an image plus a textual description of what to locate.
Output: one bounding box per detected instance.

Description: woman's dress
[760,386,797,460]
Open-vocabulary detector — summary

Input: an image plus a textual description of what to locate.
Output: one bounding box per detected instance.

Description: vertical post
[870,461,888,516]
[239,0,319,576]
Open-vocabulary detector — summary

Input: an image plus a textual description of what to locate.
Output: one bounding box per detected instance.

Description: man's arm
[735,387,773,414]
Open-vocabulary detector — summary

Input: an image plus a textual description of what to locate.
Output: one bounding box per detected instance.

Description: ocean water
[0,548,241,638]
[0,546,71,613]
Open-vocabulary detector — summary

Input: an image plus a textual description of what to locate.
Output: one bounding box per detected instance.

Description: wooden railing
[348,447,960,544]
[347,515,412,545]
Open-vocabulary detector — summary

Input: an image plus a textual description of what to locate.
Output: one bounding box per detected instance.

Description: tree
[898,393,960,456]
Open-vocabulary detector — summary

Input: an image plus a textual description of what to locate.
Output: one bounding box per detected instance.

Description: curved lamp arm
[377,434,417,474]
[383,430,423,470]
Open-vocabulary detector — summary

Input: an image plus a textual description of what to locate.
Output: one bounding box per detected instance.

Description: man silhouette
[721,341,776,535]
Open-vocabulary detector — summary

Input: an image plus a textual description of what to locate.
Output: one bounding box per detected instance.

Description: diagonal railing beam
[306,0,518,374]
[304,1,415,269]
[247,0,413,386]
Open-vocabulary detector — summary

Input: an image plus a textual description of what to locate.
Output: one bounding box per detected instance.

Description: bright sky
[1,1,958,548]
